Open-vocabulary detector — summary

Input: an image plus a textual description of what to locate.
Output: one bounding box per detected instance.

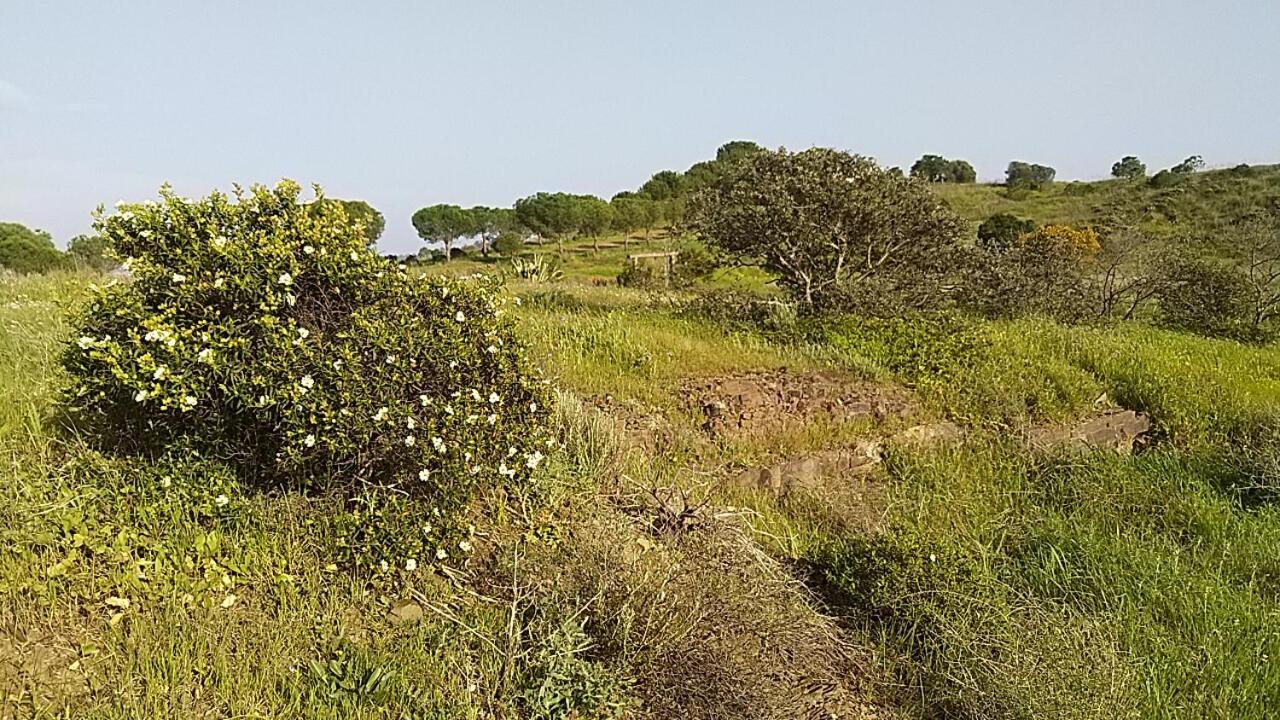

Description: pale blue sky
[2,1,1278,253]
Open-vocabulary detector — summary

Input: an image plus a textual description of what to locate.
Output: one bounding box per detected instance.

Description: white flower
[435,547,448,560]
[212,235,227,248]
[404,558,417,572]
[529,402,538,412]
[214,494,229,507]
[297,327,310,339]
[213,277,225,288]
[333,359,344,370]
[488,392,500,404]
[498,463,516,478]
[404,435,416,447]
[285,293,296,306]
[78,336,95,349]
[487,414,498,425]
[300,374,314,390]
[455,311,466,322]
[153,366,168,380]
[406,417,416,430]
[277,272,293,286]
[302,244,315,254]
[440,287,449,298]
[134,390,149,402]
[449,361,458,369]
[513,297,522,306]
[470,389,481,401]
[526,450,544,469]
[373,407,388,422]
[486,345,497,354]
[197,348,213,363]
[160,475,172,488]
[304,434,316,447]
[418,468,431,482]
[379,560,389,572]
[220,593,237,609]
[458,540,473,553]
[385,354,398,365]
[431,436,446,453]
[182,395,198,408]
[171,273,186,284]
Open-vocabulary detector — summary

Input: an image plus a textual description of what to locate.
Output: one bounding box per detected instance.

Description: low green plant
[519,619,631,720]
[509,254,564,283]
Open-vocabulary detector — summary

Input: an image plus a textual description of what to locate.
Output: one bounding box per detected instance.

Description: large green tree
[910,155,976,183]
[514,192,582,255]
[411,204,470,262]
[1111,156,1147,179]
[0,222,63,274]
[638,170,686,201]
[67,233,116,269]
[1005,161,1057,190]
[689,147,967,308]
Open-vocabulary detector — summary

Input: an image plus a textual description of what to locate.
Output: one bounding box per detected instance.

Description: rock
[387,599,423,625]
[891,421,964,449]
[730,441,884,496]
[1033,410,1151,453]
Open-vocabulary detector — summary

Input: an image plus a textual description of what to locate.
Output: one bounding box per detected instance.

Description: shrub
[689,147,966,308]
[0,222,64,274]
[1155,253,1258,340]
[1018,224,1101,255]
[1148,169,1182,189]
[977,213,1036,253]
[64,181,553,569]
[617,244,716,290]
[494,231,526,256]
[681,289,797,333]
[957,245,1094,322]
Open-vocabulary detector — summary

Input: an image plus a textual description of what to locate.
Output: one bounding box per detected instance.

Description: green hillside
[933,163,1280,236]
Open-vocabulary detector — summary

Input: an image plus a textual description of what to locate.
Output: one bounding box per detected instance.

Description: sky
[2,1,1278,254]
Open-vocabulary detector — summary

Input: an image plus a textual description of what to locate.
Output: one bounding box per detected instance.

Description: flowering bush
[1016,224,1101,256]
[64,181,552,569]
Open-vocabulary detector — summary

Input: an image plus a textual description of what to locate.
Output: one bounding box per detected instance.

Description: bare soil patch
[681,370,913,438]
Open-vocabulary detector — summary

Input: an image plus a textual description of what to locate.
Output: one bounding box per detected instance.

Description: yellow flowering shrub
[1016,224,1101,255]
[64,181,552,570]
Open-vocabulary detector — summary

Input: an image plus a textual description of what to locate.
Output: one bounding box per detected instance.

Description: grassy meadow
[4,250,1280,719]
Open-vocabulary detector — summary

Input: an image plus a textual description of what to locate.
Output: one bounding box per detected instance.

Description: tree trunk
[443,239,452,263]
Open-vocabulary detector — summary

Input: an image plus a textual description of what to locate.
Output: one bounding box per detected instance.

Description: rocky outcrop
[1031,409,1152,453]
[729,440,884,496]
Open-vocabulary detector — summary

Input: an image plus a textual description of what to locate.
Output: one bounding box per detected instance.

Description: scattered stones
[682,370,912,438]
[1031,409,1152,453]
[387,599,423,625]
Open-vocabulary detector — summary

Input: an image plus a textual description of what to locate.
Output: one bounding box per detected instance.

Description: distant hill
[932,163,1280,238]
